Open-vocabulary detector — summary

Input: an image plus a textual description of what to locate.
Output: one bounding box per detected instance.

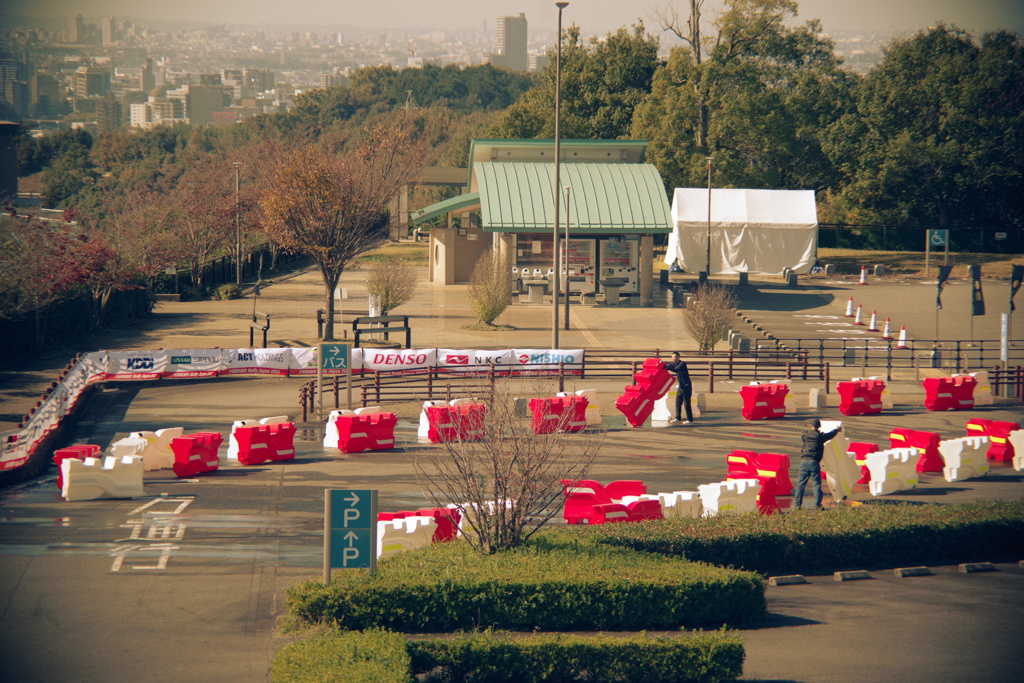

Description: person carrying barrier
[793,418,841,510]
[664,351,693,424]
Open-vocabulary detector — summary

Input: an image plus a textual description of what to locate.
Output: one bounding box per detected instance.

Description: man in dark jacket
[664,351,693,424]
[793,418,841,510]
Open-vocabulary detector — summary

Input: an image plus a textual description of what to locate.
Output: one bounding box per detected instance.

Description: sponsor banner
[512,348,585,375]
[162,349,225,378]
[360,348,436,374]
[437,349,520,374]
[103,350,169,380]
[221,348,292,376]
[289,347,319,376]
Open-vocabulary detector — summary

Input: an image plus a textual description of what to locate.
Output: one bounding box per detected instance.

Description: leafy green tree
[490,23,661,140]
[634,0,853,190]
[822,26,1024,235]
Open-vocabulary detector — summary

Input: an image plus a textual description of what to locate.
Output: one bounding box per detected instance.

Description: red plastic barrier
[417,508,462,543]
[335,413,397,453]
[740,383,789,420]
[922,375,977,411]
[756,478,782,515]
[847,442,880,484]
[425,404,486,443]
[53,444,101,490]
[615,358,674,428]
[529,396,588,434]
[889,428,943,473]
[171,432,223,477]
[232,422,296,465]
[590,499,663,524]
[837,379,886,416]
[966,418,1021,462]
[726,450,793,498]
[561,479,648,524]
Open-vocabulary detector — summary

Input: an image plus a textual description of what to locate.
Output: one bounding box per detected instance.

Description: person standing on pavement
[793,418,841,510]
[665,351,693,424]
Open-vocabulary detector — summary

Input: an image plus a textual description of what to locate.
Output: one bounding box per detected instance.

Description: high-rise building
[101,17,116,46]
[140,58,155,93]
[73,67,111,97]
[494,13,528,71]
[95,97,122,132]
[68,15,85,44]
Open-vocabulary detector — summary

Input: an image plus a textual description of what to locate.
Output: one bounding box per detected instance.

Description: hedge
[272,629,745,683]
[534,500,1024,576]
[286,543,765,632]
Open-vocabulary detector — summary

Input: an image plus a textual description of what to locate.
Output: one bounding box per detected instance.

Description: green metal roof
[477,162,672,234]
[409,192,480,225]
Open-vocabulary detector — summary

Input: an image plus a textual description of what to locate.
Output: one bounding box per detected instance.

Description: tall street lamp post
[552,1,568,351]
[233,161,242,286]
[704,156,712,282]
[563,185,571,331]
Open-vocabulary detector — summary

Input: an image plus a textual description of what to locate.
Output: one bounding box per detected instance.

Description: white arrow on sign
[344,531,359,546]
[344,491,360,506]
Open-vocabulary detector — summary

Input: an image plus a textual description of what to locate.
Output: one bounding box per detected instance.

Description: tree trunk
[322,268,341,340]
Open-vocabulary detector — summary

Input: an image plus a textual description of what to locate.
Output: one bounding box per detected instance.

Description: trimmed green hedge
[287,543,764,632]
[534,500,1024,576]
[272,629,745,683]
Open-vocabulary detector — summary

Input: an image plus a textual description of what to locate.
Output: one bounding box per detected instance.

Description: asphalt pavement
[1,260,1023,683]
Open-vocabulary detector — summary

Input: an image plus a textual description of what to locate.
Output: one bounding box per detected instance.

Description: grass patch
[356,242,429,266]
[462,322,517,331]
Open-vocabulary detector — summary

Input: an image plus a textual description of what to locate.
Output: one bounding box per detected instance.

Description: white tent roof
[666,189,819,275]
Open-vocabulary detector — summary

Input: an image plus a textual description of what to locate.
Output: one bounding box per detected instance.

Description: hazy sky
[8,0,1024,36]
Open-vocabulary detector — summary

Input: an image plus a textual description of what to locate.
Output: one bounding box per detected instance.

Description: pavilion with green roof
[410,139,673,306]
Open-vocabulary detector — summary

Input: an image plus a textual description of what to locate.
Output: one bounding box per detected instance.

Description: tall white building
[493,13,528,71]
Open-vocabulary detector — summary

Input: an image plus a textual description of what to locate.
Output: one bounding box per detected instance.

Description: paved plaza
[1,259,1023,682]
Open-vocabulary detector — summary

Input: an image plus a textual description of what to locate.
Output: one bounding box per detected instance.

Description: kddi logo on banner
[126,357,155,370]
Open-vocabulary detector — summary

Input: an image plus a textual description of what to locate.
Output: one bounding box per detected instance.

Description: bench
[316,308,370,339]
[352,315,411,349]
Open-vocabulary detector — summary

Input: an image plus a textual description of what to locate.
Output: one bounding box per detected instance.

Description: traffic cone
[858,265,868,285]
[853,304,864,325]
[881,318,893,340]
[868,310,879,331]
[896,326,908,349]
[844,297,855,317]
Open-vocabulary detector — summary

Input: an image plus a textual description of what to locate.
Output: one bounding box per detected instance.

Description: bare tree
[260,120,430,339]
[467,250,512,326]
[681,282,738,352]
[365,254,417,315]
[414,382,603,554]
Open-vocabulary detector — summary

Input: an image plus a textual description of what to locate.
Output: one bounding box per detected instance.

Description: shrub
[271,629,412,683]
[536,500,1024,576]
[681,283,737,352]
[365,255,417,314]
[286,542,765,632]
[178,284,208,301]
[213,283,242,300]
[467,250,512,325]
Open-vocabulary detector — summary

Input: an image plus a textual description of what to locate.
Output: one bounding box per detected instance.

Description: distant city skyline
[7,0,1024,37]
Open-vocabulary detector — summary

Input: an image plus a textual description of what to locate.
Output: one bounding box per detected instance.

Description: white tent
[665,188,819,275]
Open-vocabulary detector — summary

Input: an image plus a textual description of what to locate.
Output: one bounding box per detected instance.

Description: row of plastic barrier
[836,378,887,416]
[739,381,792,420]
[417,399,487,443]
[889,428,945,473]
[922,375,977,411]
[864,448,921,496]
[698,478,764,516]
[965,418,1021,462]
[529,396,588,434]
[615,359,675,428]
[561,479,659,524]
[939,437,991,481]
[110,427,181,470]
[376,508,462,559]
[324,407,397,453]
[226,416,296,465]
[53,444,102,490]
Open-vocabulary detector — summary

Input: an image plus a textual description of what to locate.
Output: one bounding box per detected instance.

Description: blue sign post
[317,342,352,416]
[324,488,377,582]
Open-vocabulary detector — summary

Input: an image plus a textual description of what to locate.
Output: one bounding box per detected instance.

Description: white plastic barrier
[864,448,921,496]
[819,420,860,502]
[970,371,994,406]
[61,455,144,502]
[698,478,760,517]
[418,400,448,439]
[226,420,261,460]
[1010,430,1024,471]
[323,410,354,448]
[376,515,438,559]
[111,427,183,470]
[940,436,991,482]
[655,491,703,519]
[651,387,702,422]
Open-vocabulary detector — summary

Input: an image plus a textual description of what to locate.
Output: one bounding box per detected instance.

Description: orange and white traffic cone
[896,326,908,349]
[853,304,864,325]
[844,296,855,317]
[858,265,868,285]
[868,310,879,331]
[880,317,893,340]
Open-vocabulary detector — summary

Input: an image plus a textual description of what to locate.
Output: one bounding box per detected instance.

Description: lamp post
[563,185,571,331]
[233,161,242,286]
[704,156,712,282]
[552,0,568,351]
